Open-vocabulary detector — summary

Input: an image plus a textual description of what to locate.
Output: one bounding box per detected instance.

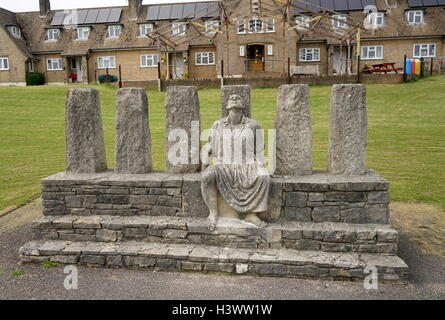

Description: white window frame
[172,23,186,36]
[107,25,122,38]
[0,57,9,70]
[407,10,424,25]
[362,45,384,60]
[204,20,220,34]
[237,19,246,34]
[240,45,245,57]
[296,16,310,30]
[248,18,263,33]
[47,58,63,71]
[299,48,320,62]
[76,27,90,40]
[195,52,215,65]
[367,12,385,28]
[140,54,159,68]
[267,44,273,56]
[413,43,436,58]
[97,56,116,69]
[332,15,347,28]
[28,60,34,72]
[8,26,21,38]
[46,28,60,41]
[139,23,154,37]
[265,18,275,33]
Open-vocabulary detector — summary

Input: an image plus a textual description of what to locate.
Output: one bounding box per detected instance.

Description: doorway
[168,52,184,79]
[71,57,83,82]
[332,46,349,75]
[246,44,264,72]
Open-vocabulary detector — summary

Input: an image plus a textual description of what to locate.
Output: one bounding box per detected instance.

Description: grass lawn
[0,76,444,213]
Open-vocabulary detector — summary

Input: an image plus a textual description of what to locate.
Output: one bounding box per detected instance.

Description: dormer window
[332,15,347,28]
[46,29,60,41]
[107,25,121,38]
[204,20,220,34]
[172,23,186,36]
[139,23,153,37]
[407,10,424,25]
[296,16,310,30]
[8,26,21,38]
[76,27,90,40]
[367,12,385,28]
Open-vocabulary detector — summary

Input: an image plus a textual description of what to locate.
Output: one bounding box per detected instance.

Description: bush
[26,72,45,86]
[98,74,118,83]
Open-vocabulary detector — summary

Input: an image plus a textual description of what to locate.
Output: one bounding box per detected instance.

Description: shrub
[26,72,45,86]
[98,74,118,83]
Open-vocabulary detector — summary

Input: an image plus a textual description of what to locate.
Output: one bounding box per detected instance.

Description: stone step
[31,215,399,254]
[18,240,408,281]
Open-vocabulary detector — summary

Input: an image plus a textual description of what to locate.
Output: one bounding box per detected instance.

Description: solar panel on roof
[422,0,439,6]
[108,8,122,23]
[51,11,65,25]
[437,0,445,4]
[158,5,172,20]
[62,11,79,26]
[347,0,363,10]
[84,9,99,24]
[76,10,88,25]
[196,3,211,17]
[96,9,110,23]
[206,2,220,17]
[320,0,335,10]
[170,5,184,19]
[305,0,321,11]
[334,0,349,10]
[147,6,160,20]
[361,0,376,8]
[183,3,196,18]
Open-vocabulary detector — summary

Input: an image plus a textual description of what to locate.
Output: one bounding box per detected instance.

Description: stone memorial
[19,85,408,282]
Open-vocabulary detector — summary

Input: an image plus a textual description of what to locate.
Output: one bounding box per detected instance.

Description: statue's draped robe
[205,116,270,213]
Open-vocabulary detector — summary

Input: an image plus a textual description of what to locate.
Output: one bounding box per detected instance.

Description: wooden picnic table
[366,62,403,74]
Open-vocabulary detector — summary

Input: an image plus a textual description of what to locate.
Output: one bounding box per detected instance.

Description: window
[172,23,186,36]
[47,58,63,71]
[76,27,90,40]
[97,56,116,69]
[240,45,245,56]
[296,16,310,30]
[28,61,34,72]
[299,48,320,62]
[204,20,220,34]
[362,46,383,60]
[46,28,60,41]
[8,26,21,38]
[196,52,215,65]
[248,19,263,33]
[367,12,384,27]
[71,59,77,69]
[267,45,273,56]
[265,18,275,32]
[237,19,246,34]
[407,10,424,25]
[140,54,159,67]
[0,57,9,70]
[107,25,121,38]
[332,15,347,28]
[139,23,153,36]
[413,44,436,58]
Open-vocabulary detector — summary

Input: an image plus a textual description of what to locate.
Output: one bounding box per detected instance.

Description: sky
[0,0,210,12]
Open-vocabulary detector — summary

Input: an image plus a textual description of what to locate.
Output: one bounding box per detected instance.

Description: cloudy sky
[0,0,210,12]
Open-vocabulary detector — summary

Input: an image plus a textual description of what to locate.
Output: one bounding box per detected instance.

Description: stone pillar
[221,85,251,118]
[275,84,312,176]
[328,84,368,175]
[65,89,107,173]
[115,88,152,174]
[165,86,200,173]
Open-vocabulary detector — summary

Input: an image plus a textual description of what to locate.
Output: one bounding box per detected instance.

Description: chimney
[39,0,51,18]
[128,0,142,21]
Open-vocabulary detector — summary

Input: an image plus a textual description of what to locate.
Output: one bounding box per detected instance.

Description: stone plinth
[275,84,312,176]
[65,89,107,174]
[221,85,251,118]
[115,88,152,174]
[329,84,368,175]
[165,86,200,173]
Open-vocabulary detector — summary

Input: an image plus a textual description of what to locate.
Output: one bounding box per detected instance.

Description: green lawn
[0,76,444,212]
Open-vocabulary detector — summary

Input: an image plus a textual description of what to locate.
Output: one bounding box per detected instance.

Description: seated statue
[201,94,270,230]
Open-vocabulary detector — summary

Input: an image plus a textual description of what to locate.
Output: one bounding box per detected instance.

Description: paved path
[0,199,444,300]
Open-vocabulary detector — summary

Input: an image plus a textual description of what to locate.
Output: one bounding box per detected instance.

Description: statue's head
[227,94,244,110]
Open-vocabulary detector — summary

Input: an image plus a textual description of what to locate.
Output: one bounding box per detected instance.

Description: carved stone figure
[201,94,270,230]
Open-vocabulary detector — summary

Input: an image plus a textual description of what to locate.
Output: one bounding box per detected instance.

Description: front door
[169,53,184,79]
[76,58,83,82]
[332,47,348,75]
[246,45,264,72]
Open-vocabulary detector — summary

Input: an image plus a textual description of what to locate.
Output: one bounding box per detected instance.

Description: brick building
[0,0,444,86]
